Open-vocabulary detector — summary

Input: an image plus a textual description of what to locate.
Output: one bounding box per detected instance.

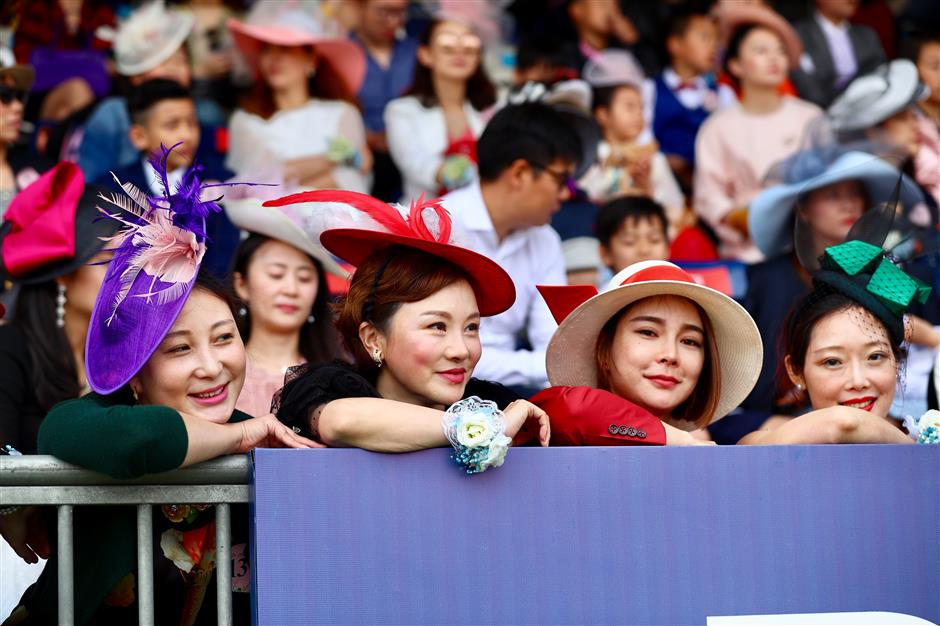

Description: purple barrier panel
[251,446,939,625]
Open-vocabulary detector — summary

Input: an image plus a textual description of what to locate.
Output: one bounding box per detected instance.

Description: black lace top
[272,361,520,441]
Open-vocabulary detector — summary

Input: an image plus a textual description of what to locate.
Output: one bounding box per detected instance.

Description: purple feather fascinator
[86,143,249,394]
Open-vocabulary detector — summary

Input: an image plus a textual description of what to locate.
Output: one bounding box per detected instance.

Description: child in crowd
[580,50,685,228]
[595,196,670,275]
[78,0,226,184]
[648,6,734,189]
[97,78,239,276]
[694,5,821,263]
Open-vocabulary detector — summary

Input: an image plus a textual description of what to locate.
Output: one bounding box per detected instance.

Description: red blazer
[530,386,667,446]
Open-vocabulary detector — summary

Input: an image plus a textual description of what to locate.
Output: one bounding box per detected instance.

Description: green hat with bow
[814,240,932,344]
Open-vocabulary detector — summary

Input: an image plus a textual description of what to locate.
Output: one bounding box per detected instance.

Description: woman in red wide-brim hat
[267,189,550,466]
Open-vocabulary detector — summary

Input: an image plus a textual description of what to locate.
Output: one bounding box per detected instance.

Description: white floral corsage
[903,409,940,444]
[442,396,512,474]
[326,136,363,169]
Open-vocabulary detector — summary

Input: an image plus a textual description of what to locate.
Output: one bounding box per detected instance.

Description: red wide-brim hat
[263,190,516,317]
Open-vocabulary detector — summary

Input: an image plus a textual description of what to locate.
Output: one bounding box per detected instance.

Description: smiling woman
[264,189,550,455]
[738,240,928,445]
[530,260,763,446]
[22,158,313,625]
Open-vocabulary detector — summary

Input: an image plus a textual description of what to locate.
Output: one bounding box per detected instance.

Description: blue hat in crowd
[748,150,924,259]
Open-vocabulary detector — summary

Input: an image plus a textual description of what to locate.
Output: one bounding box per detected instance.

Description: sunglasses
[432,32,482,55]
[0,85,27,105]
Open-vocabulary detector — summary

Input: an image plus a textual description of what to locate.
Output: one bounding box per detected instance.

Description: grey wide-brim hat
[749,150,925,259]
[827,60,930,132]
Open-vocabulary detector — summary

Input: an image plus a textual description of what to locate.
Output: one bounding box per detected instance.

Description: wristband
[442,396,512,474]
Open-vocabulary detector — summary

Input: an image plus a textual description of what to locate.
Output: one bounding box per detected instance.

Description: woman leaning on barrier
[8,154,313,626]
[738,239,929,445]
[530,260,762,446]
[263,190,550,467]
[0,164,121,619]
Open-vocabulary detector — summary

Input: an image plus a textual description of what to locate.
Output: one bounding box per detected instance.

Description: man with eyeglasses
[351,0,418,201]
[441,102,583,393]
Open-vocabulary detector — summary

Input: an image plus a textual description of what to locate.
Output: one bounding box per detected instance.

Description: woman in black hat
[739,240,928,445]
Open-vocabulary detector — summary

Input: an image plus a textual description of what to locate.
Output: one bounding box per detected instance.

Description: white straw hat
[106,0,195,76]
[223,198,348,278]
[538,260,762,422]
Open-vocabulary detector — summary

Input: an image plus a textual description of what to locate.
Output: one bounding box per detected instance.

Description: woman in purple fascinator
[14,146,315,625]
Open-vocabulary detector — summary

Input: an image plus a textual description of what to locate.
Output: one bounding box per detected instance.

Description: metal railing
[0,455,250,626]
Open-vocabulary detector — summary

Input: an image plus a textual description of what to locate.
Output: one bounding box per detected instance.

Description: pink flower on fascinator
[131,209,204,285]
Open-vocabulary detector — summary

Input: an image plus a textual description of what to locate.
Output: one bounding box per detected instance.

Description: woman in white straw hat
[226,0,372,194]
[224,198,349,417]
[529,260,763,446]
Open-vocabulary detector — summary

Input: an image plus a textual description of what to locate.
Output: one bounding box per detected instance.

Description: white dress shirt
[815,11,858,90]
[442,182,565,389]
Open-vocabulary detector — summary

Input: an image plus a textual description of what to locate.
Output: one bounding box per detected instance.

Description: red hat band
[619,264,695,286]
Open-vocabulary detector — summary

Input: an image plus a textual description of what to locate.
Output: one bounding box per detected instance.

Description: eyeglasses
[0,85,27,105]
[432,32,482,55]
[528,160,576,192]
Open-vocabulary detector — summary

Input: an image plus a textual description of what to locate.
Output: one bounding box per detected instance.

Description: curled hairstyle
[405,19,496,111]
[593,296,721,429]
[230,234,343,364]
[334,245,475,372]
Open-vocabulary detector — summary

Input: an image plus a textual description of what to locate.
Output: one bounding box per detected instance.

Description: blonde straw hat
[538,260,762,422]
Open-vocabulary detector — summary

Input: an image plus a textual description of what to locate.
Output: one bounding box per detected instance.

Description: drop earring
[56,284,67,329]
[372,349,383,368]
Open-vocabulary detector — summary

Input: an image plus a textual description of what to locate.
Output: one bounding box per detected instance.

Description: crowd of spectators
[1,0,939,622]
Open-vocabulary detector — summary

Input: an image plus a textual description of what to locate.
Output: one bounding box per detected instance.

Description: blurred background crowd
[1,0,940,620]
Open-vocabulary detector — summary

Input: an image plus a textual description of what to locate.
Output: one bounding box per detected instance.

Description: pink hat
[228,0,365,95]
[716,4,803,68]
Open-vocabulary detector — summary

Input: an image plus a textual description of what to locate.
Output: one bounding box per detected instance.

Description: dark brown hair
[594,295,721,429]
[239,45,359,120]
[780,289,903,386]
[230,234,344,365]
[404,20,496,111]
[334,245,475,372]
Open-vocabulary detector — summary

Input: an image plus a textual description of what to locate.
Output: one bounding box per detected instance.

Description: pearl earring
[307,314,316,324]
[56,284,67,328]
